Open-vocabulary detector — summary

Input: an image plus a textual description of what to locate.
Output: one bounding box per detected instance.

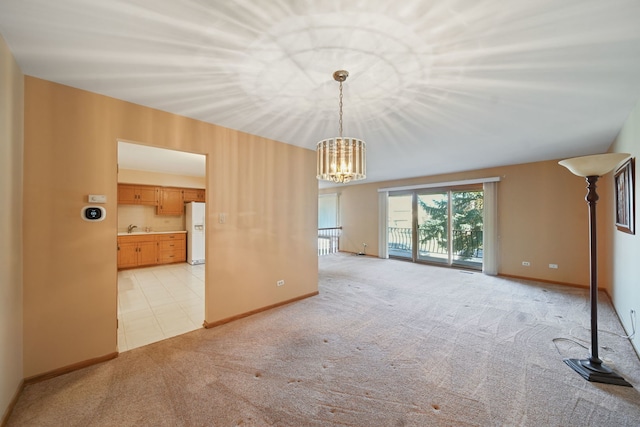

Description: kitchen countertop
[117,230,187,236]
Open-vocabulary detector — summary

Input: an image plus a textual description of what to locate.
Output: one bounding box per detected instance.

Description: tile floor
[117,262,205,352]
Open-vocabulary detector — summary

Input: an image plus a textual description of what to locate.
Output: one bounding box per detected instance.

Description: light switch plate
[88,194,107,203]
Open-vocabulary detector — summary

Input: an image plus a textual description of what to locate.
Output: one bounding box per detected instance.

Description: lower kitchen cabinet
[117,235,158,268]
[158,233,186,264]
[117,241,139,269]
[117,232,186,269]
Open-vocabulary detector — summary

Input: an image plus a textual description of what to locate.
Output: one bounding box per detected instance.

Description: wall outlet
[277,280,285,287]
[522,261,531,266]
[549,263,558,269]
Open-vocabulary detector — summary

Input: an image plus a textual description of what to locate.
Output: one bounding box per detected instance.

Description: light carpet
[7,254,640,426]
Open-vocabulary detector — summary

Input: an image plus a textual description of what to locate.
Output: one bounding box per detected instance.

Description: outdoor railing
[388,227,483,259]
[318,227,342,256]
[318,226,482,258]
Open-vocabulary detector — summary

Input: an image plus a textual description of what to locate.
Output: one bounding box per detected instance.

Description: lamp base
[564,358,632,387]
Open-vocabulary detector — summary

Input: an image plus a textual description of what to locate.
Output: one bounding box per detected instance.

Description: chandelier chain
[338,80,343,139]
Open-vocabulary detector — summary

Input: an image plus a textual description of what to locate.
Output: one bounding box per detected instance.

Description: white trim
[378,191,389,258]
[482,181,499,275]
[378,177,501,193]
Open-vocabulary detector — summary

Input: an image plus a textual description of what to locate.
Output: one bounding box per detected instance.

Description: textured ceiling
[2,0,640,185]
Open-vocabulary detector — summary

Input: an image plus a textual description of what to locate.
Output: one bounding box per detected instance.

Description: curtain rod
[377,176,501,193]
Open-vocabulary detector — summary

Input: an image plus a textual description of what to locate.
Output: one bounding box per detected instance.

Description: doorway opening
[116,141,206,352]
[318,193,341,255]
[387,187,484,270]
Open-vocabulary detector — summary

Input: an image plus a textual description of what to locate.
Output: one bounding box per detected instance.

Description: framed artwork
[614,158,635,234]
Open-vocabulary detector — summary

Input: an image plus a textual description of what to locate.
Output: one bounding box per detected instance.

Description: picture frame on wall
[614,157,635,234]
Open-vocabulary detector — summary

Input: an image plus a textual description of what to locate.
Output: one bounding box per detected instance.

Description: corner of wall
[0,34,25,425]
[609,96,640,357]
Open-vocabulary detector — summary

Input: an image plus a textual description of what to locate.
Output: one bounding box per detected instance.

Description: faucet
[127,224,138,234]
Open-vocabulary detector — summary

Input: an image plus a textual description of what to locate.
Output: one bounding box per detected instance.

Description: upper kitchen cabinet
[183,188,206,203]
[118,183,205,211]
[118,184,158,206]
[157,187,184,215]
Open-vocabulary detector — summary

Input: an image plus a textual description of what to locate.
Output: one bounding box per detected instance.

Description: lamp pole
[586,175,602,366]
[563,175,631,386]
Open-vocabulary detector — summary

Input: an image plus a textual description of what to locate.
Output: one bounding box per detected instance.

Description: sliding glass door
[388,188,483,270]
[450,190,483,268]
[416,192,449,264]
[387,193,413,259]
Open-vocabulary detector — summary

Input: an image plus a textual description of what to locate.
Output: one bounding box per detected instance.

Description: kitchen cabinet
[183,188,205,203]
[157,187,184,215]
[118,184,204,208]
[118,184,158,206]
[117,235,158,269]
[158,233,186,264]
[117,232,187,269]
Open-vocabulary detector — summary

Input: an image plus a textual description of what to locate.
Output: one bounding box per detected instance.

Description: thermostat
[81,206,106,222]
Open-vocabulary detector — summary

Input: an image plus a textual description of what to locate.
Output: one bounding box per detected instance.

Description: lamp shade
[558,153,631,177]
[317,137,366,183]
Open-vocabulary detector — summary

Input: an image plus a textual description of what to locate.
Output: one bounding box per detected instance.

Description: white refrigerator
[185,202,205,265]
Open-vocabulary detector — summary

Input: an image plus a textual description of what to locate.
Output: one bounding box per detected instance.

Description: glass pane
[388,194,413,259]
[318,193,338,228]
[451,190,483,269]
[417,193,449,264]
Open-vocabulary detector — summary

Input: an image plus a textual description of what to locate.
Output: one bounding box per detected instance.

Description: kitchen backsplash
[118,205,185,233]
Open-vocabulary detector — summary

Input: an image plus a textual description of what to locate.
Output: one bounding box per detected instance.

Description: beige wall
[118,168,205,188]
[23,77,318,377]
[324,159,613,288]
[117,205,185,234]
[609,98,640,355]
[0,36,24,419]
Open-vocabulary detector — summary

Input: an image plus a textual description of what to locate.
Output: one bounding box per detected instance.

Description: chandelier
[316,70,366,184]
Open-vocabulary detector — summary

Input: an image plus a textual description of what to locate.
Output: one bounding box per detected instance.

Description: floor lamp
[559,152,632,387]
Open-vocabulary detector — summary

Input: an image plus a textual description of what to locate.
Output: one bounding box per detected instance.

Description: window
[380,177,499,274]
[318,193,338,228]
[388,188,483,269]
